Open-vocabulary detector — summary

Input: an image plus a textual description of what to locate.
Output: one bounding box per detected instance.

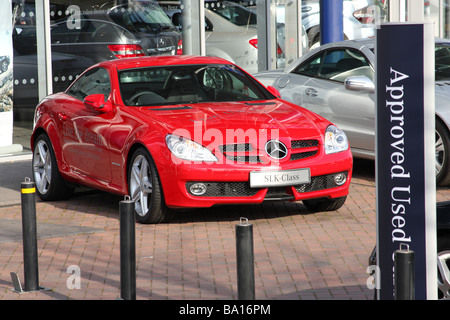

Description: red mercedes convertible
[31,55,353,223]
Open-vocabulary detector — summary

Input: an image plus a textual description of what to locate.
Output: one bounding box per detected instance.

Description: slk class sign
[375,22,437,300]
[250,168,310,188]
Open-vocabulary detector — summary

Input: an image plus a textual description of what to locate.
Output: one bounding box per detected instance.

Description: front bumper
[156,150,353,209]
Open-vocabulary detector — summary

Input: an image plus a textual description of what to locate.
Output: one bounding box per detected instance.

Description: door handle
[58,112,67,121]
[305,88,318,97]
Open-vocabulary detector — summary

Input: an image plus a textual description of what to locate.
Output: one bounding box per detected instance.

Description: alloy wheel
[33,139,52,195]
[436,129,445,177]
[129,154,153,217]
[438,250,450,299]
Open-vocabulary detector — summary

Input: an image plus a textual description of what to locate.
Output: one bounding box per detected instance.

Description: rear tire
[32,133,73,200]
[128,148,170,224]
[437,234,450,300]
[303,196,347,212]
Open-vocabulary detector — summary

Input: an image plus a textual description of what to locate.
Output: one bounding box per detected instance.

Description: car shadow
[352,158,375,182]
[45,186,316,225]
[37,158,378,225]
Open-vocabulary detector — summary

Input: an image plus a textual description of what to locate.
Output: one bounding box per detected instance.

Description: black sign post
[376,22,437,300]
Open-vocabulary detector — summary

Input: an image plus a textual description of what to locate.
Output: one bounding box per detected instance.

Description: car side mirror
[344,75,375,93]
[267,85,281,98]
[84,94,112,113]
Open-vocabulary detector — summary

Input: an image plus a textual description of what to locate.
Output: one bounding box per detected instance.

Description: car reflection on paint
[31,55,352,224]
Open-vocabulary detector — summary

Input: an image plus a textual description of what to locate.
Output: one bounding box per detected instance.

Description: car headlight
[165,134,218,162]
[324,125,349,154]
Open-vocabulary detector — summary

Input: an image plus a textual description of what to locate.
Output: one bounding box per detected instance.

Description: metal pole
[120,196,136,300]
[35,0,53,100]
[181,0,205,55]
[394,244,415,300]
[236,217,255,300]
[320,0,344,45]
[21,178,39,292]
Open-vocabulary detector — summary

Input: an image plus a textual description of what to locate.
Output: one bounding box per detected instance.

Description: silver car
[254,38,450,186]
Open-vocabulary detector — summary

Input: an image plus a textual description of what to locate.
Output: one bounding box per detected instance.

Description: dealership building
[0,0,448,156]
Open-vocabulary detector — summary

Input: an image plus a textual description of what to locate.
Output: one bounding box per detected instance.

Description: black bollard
[394,244,415,300]
[236,217,255,300]
[21,178,39,292]
[120,196,136,300]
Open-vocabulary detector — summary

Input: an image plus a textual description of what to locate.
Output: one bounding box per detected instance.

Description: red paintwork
[31,56,353,209]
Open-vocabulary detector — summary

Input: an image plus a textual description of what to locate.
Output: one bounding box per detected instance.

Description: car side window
[292,53,324,77]
[293,48,373,83]
[66,67,111,101]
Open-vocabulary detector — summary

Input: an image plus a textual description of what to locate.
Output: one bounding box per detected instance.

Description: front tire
[303,196,347,212]
[128,148,169,224]
[436,120,450,186]
[32,133,73,200]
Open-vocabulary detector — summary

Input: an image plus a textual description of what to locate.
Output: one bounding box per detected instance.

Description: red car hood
[140,100,327,142]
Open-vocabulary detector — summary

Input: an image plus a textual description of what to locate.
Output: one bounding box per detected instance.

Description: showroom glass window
[292,48,373,82]
[66,67,111,101]
[435,44,450,81]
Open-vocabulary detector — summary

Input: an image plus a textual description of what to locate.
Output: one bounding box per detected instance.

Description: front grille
[219,143,261,163]
[219,139,319,163]
[223,155,262,163]
[290,139,319,161]
[290,151,317,161]
[219,144,252,152]
[291,140,318,149]
[186,182,258,197]
[264,187,294,200]
[294,172,348,193]
[186,171,348,198]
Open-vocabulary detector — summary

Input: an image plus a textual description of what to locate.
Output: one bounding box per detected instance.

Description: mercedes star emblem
[265,140,288,160]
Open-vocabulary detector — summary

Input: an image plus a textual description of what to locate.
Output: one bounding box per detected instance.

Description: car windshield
[435,44,450,81]
[119,64,269,106]
[108,2,175,32]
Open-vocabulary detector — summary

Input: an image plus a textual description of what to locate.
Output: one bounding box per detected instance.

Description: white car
[204,7,259,74]
[302,0,376,48]
[159,1,307,74]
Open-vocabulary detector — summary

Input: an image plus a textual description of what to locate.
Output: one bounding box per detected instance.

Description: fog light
[334,173,347,186]
[190,183,207,195]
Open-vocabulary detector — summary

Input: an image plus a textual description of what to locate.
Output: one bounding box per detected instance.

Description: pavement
[1,124,450,303]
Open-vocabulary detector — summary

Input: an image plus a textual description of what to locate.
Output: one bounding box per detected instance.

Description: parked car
[203,6,260,74]
[301,0,376,48]
[31,55,353,223]
[98,1,182,56]
[205,1,309,71]
[214,0,377,48]
[254,38,450,187]
[12,0,181,120]
[159,0,301,74]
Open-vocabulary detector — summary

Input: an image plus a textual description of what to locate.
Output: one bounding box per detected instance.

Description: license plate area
[250,169,311,188]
